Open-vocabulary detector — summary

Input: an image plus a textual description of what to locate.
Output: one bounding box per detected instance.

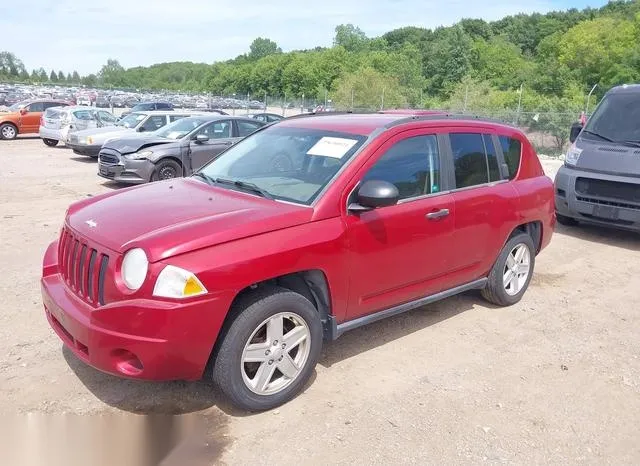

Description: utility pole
[283,92,287,116]
[516,83,523,125]
[324,89,328,108]
[381,88,385,111]
[586,84,598,116]
[351,88,354,111]
[463,85,469,113]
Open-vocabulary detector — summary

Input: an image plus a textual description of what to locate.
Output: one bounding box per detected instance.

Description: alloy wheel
[503,243,531,296]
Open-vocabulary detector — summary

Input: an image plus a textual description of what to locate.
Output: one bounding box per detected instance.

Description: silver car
[38,106,118,147]
[66,111,197,157]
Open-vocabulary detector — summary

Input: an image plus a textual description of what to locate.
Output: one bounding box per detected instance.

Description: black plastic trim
[97,255,109,306]
[327,278,488,340]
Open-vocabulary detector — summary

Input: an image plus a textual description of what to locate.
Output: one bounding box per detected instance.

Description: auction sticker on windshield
[307,137,358,159]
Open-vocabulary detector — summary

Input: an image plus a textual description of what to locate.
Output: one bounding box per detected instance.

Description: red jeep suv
[41,113,555,411]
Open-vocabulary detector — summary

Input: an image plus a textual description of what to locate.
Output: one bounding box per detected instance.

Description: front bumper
[554,165,640,232]
[67,143,102,157]
[98,153,155,185]
[41,240,227,381]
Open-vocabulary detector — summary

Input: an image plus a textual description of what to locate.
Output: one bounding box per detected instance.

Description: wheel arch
[509,220,543,254]
[205,269,334,376]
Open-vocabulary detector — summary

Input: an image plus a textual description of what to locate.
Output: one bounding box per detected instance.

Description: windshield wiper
[581,130,615,143]
[192,172,215,185]
[582,130,640,148]
[213,177,273,199]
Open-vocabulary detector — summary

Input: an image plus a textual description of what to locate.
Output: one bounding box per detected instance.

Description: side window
[237,120,263,137]
[98,111,117,123]
[139,115,167,132]
[27,102,44,112]
[362,135,440,201]
[169,114,188,122]
[450,133,493,189]
[499,136,522,180]
[198,120,232,139]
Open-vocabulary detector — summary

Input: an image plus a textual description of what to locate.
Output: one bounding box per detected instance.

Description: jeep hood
[102,136,179,155]
[66,178,312,262]
[576,138,640,177]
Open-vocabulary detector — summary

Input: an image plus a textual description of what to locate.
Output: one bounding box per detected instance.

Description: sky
[2,0,609,75]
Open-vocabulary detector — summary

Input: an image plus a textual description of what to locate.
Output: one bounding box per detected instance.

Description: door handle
[426,209,450,220]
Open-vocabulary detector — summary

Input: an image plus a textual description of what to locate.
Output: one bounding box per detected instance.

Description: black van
[554,84,640,232]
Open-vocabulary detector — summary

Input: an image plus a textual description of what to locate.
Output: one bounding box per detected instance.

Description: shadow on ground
[555,222,639,251]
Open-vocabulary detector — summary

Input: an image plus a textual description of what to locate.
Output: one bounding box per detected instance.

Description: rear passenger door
[445,130,518,284]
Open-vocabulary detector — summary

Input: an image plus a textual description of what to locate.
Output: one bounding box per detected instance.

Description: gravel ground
[1,137,639,465]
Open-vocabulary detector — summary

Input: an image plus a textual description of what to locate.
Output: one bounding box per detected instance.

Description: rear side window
[450,133,502,189]
[498,136,522,180]
[363,135,441,200]
[237,120,263,137]
[44,108,63,119]
[169,114,189,122]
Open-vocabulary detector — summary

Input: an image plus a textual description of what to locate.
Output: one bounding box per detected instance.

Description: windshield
[584,92,640,142]
[154,117,209,140]
[116,113,146,128]
[8,102,27,111]
[198,126,367,205]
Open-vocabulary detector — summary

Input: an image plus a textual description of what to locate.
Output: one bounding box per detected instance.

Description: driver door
[188,119,234,172]
[344,130,457,321]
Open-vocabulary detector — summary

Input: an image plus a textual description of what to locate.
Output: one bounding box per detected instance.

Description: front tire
[212,287,323,411]
[482,232,536,307]
[43,138,58,147]
[152,159,182,181]
[0,123,18,140]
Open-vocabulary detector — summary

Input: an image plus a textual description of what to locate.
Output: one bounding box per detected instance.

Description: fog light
[111,349,143,376]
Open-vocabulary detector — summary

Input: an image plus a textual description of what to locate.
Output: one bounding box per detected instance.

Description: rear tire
[212,287,323,411]
[0,123,18,140]
[152,159,182,181]
[482,232,536,307]
[556,213,578,226]
[43,138,58,147]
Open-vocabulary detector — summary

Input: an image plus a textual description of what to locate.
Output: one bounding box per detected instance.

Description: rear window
[498,136,522,180]
[44,108,63,119]
[73,110,96,120]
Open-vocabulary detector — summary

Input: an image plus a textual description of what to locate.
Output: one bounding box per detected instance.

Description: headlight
[87,136,94,145]
[565,145,583,166]
[125,150,153,160]
[121,248,148,291]
[153,265,207,299]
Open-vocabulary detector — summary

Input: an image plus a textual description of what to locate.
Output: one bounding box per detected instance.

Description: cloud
[2,0,607,74]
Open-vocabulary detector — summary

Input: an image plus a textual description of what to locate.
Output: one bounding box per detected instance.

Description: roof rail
[383,113,511,129]
[283,110,379,120]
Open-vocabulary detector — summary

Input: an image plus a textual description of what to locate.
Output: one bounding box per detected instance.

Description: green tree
[334,24,368,52]
[472,36,533,89]
[57,70,65,81]
[30,69,39,81]
[0,51,27,79]
[98,59,126,86]
[248,37,281,60]
[557,16,638,87]
[37,68,48,81]
[423,26,474,95]
[49,70,57,81]
[72,71,80,82]
[332,67,407,110]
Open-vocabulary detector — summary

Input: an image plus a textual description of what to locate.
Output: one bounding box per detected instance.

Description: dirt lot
[1,137,639,465]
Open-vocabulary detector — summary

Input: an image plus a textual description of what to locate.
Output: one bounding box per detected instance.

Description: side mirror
[349,180,400,212]
[570,122,583,143]
[137,127,146,132]
[20,108,28,115]
[195,134,209,143]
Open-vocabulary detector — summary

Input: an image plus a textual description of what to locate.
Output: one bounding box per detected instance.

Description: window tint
[450,133,491,189]
[27,102,44,112]
[169,114,189,122]
[484,135,501,182]
[363,135,440,200]
[139,115,167,132]
[73,110,95,121]
[237,120,263,137]
[198,120,231,139]
[498,136,522,180]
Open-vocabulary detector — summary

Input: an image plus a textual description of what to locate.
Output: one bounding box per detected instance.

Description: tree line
[2,0,639,119]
